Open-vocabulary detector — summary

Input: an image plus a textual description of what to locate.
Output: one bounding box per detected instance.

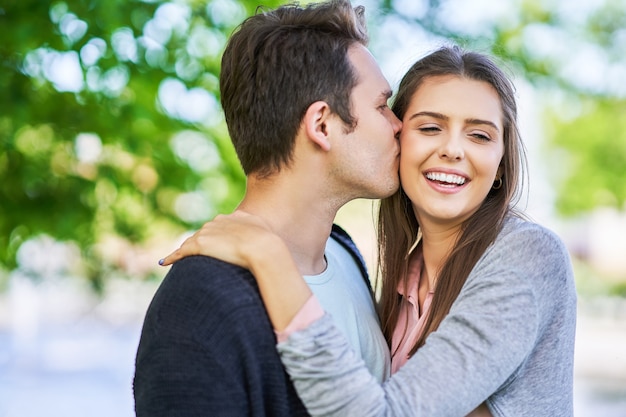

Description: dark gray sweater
[133,224,369,416]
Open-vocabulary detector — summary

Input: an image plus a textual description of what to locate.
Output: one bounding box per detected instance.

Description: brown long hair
[376,46,527,355]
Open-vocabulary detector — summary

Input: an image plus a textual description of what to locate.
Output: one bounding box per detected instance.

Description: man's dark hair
[220,0,369,176]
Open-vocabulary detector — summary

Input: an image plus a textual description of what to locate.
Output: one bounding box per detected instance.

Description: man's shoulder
[161,255,254,292]
[134,259,307,417]
[166,254,249,275]
[145,255,263,326]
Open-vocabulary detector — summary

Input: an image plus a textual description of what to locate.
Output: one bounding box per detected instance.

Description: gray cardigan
[277,216,577,416]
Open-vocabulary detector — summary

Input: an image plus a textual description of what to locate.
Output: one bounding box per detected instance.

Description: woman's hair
[376,45,527,355]
[220,0,368,176]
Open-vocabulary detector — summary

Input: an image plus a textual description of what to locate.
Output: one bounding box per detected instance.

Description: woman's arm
[161,212,312,330]
[160,216,574,416]
[277,265,539,416]
[276,220,575,417]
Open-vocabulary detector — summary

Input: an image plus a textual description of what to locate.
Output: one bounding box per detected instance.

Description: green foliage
[546,98,626,215]
[0,0,282,288]
[1,0,624,290]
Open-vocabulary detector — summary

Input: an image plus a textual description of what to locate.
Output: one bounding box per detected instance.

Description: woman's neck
[419,222,461,290]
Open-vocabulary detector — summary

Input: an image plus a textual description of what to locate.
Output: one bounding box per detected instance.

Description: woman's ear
[496,159,505,179]
[303,101,332,151]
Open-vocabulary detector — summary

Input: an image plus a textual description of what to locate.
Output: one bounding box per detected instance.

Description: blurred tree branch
[1,0,624,291]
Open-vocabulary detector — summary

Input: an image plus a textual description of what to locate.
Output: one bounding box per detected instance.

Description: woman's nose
[438,133,464,160]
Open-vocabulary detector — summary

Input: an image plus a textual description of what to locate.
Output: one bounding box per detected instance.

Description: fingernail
[158,258,164,266]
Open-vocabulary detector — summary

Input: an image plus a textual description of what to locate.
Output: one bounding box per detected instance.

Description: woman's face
[399,75,505,229]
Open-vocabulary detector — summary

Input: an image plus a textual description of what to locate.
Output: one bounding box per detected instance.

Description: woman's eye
[471,132,491,141]
[419,126,441,133]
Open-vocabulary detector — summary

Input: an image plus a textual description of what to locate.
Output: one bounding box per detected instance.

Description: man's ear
[303,101,332,151]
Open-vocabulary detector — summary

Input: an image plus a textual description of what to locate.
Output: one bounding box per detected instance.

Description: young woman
[161,46,577,416]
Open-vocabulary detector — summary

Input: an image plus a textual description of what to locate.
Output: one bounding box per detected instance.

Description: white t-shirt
[304,237,391,382]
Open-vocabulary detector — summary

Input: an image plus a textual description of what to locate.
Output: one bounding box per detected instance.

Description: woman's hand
[159,211,278,270]
[159,211,312,330]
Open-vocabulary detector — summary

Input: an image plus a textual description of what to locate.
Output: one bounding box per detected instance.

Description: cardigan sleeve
[276,219,573,416]
[275,295,324,343]
[134,256,309,417]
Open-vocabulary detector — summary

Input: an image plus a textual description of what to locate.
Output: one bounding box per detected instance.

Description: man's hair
[220,0,368,176]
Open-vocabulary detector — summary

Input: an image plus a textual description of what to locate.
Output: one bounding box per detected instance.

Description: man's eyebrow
[381,90,393,100]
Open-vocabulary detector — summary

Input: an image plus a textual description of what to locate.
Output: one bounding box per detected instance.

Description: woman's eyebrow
[407,111,447,121]
[466,118,500,132]
[408,112,500,133]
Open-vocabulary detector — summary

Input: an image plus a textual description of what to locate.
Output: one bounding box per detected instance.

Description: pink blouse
[390,250,434,374]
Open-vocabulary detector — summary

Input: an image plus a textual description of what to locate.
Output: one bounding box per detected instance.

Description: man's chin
[371,181,401,200]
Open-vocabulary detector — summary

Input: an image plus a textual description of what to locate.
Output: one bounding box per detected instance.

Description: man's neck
[237,174,342,276]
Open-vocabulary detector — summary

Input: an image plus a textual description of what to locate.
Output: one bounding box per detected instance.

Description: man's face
[329,44,402,200]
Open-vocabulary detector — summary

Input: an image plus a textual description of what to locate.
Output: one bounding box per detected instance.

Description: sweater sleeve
[134,256,308,417]
[277,220,568,416]
[275,295,325,343]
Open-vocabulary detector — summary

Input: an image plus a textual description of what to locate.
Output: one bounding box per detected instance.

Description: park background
[1,0,625,415]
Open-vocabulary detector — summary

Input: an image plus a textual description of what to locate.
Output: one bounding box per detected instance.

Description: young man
[133,1,402,415]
